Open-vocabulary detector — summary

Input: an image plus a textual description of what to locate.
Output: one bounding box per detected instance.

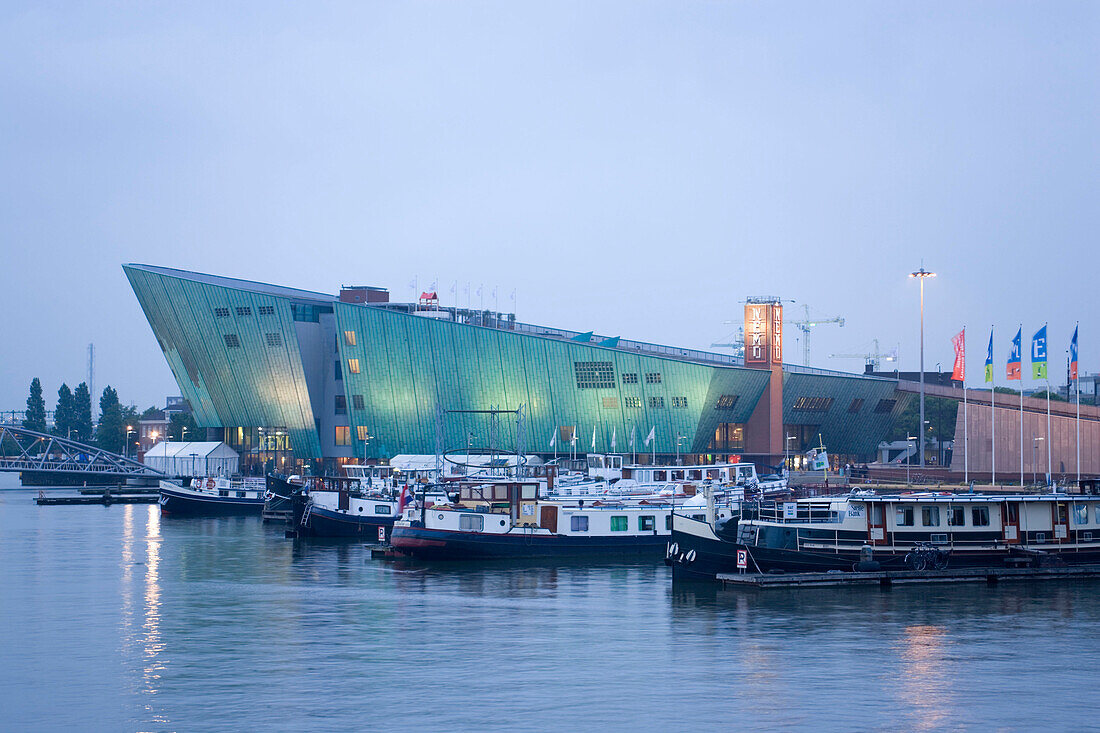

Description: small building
[143,441,240,477]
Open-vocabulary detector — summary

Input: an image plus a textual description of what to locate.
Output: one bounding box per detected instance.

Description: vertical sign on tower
[771,304,783,364]
[744,300,783,366]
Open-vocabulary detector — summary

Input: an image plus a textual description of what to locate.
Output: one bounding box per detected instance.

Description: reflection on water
[3,493,1100,731]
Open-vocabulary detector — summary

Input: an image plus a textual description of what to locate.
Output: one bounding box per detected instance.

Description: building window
[258,305,275,315]
[671,397,688,409]
[335,395,346,415]
[223,334,240,348]
[570,515,589,532]
[621,373,639,384]
[352,395,365,410]
[792,397,834,411]
[716,395,739,410]
[921,506,940,527]
[459,514,484,532]
[648,396,664,409]
[624,396,642,409]
[335,360,343,381]
[601,397,619,409]
[236,306,252,317]
[875,399,898,414]
[709,423,745,452]
[356,426,370,441]
[347,358,361,374]
[971,507,990,526]
[610,516,628,532]
[344,330,357,347]
[335,426,350,446]
[848,398,864,413]
[265,333,283,347]
[213,307,230,318]
[559,426,576,444]
[947,507,965,526]
[895,506,915,527]
[645,372,662,384]
[574,361,616,389]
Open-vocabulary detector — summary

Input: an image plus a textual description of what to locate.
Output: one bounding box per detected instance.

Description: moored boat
[159,477,267,516]
[670,488,1100,581]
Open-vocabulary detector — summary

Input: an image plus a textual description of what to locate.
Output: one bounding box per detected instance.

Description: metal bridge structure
[0,426,167,477]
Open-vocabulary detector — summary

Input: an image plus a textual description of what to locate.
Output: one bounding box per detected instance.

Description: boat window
[219,490,229,497]
[1074,504,1089,525]
[947,507,966,526]
[610,516,628,532]
[375,505,390,515]
[654,471,666,481]
[638,515,655,531]
[571,515,589,532]
[971,507,990,527]
[236,491,246,498]
[665,515,673,530]
[895,506,915,527]
[1057,505,1068,524]
[689,470,702,480]
[1095,505,1100,524]
[692,514,706,521]
[459,514,484,532]
[921,506,940,527]
[671,471,684,481]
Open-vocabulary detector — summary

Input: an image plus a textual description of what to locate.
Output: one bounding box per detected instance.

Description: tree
[23,378,47,433]
[890,395,958,443]
[169,411,199,441]
[53,384,74,438]
[96,386,125,454]
[140,405,160,419]
[72,382,93,442]
[1031,390,1066,402]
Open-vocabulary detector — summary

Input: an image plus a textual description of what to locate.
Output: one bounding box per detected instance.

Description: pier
[35,493,160,506]
[716,564,1100,589]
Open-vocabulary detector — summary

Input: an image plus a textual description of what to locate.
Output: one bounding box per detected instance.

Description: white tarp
[388,453,545,473]
[143,441,239,477]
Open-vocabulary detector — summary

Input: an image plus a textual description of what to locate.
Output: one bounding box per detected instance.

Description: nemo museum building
[124,264,913,474]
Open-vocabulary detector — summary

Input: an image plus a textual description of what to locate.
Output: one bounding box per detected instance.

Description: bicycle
[905,541,950,571]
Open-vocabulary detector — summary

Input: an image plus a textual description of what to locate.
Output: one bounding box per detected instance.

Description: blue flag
[1007,328,1022,380]
[1031,325,1048,380]
[1071,325,1079,380]
[984,331,993,383]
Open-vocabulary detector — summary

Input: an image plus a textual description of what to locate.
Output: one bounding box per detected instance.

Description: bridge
[0,426,167,477]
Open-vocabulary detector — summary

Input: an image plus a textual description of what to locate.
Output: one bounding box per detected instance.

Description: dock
[716,564,1100,588]
[35,492,160,506]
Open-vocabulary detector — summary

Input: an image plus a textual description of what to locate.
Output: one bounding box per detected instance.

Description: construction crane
[788,304,845,366]
[829,339,898,372]
[710,325,744,359]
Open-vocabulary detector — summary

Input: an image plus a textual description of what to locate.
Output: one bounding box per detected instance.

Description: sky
[1,1,1097,413]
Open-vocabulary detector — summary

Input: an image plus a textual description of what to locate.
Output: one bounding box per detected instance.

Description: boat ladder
[300,499,314,527]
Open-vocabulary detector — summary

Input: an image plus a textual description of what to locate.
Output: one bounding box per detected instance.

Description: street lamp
[1033,435,1044,486]
[906,434,917,486]
[910,265,936,467]
[785,434,796,473]
[125,426,134,459]
[676,434,687,466]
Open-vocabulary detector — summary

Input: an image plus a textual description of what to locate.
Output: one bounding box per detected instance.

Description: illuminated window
[624,396,642,409]
[621,373,639,384]
[347,358,360,374]
[648,396,664,409]
[344,330,357,346]
[265,333,283,347]
[601,397,619,409]
[334,426,350,446]
[236,306,252,317]
[645,373,662,384]
[716,395,739,410]
[792,397,834,412]
[356,426,370,441]
[574,361,615,389]
[223,334,240,348]
[671,397,688,408]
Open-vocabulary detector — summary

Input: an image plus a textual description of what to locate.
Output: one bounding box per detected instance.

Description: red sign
[378,526,386,543]
[736,549,748,569]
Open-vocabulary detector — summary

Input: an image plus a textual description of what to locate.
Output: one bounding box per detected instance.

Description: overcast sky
[1,1,1097,412]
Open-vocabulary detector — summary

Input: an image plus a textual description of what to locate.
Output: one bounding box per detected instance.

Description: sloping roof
[143,441,237,458]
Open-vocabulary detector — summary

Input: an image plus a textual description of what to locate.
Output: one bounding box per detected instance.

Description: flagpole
[1075,322,1081,487]
[1045,323,1052,487]
[991,326,996,488]
[963,330,968,485]
[1018,324,1024,487]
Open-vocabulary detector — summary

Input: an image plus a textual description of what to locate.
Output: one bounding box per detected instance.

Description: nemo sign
[744,302,783,367]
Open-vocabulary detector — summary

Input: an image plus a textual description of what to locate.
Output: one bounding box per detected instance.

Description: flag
[611,427,617,451]
[811,450,829,472]
[643,426,655,447]
[951,329,966,382]
[397,483,411,513]
[570,426,577,446]
[591,425,597,451]
[629,426,636,449]
[1007,328,1022,380]
[549,428,557,448]
[984,330,994,383]
[1031,325,1048,380]
[1071,325,1079,381]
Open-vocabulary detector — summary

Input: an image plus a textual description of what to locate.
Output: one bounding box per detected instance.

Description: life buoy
[206,478,215,490]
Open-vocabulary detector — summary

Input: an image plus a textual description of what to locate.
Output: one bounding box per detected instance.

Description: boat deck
[716,563,1100,588]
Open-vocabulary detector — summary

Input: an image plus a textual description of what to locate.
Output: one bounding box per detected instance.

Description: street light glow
[909,267,936,279]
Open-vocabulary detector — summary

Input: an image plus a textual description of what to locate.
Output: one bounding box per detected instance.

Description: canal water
[3,479,1099,731]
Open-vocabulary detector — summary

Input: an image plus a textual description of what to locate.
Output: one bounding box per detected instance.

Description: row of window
[213,305,277,318]
[895,505,989,527]
[222,333,284,349]
[787,397,897,414]
[573,363,664,390]
[334,425,372,446]
[569,514,669,532]
[603,396,688,409]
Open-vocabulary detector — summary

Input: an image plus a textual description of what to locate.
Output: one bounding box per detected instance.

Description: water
[3,477,1099,731]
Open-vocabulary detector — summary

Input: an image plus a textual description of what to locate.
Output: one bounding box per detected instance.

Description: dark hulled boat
[158,478,266,516]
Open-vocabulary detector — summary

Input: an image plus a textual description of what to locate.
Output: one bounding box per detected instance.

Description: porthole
[500,519,506,526]
[358,507,363,512]
[437,513,445,520]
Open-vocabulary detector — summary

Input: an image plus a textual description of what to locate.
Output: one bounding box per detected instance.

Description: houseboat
[159,477,267,516]
[289,477,451,539]
[389,479,735,560]
[669,488,1100,581]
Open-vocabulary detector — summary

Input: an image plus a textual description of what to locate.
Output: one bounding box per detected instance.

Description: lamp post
[258,427,266,475]
[906,434,917,485]
[785,434,796,473]
[1033,435,1044,486]
[910,265,936,467]
[125,426,134,459]
[676,434,686,466]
